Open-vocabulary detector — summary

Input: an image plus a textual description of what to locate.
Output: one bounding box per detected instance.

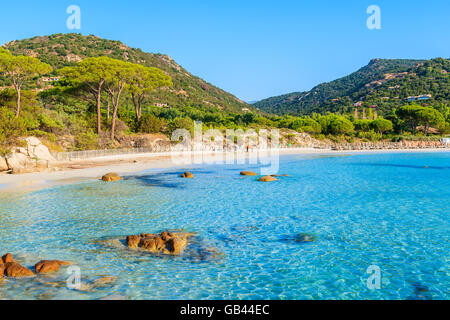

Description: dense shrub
[137,114,166,133]
[0,107,27,155]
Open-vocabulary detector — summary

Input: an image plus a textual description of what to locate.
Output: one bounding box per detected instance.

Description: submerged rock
[93,276,117,286]
[181,172,194,179]
[126,231,193,255]
[240,171,257,176]
[258,176,278,182]
[294,233,317,243]
[102,173,123,182]
[34,260,72,274]
[126,235,141,249]
[191,247,224,262]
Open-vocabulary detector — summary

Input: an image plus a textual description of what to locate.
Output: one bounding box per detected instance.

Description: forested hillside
[254,58,450,116]
[2,33,251,113]
[0,33,265,152]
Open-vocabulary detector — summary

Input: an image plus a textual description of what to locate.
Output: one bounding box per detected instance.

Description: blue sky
[0,0,449,101]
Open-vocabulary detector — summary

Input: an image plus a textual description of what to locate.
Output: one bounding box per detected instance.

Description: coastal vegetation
[0,34,449,156]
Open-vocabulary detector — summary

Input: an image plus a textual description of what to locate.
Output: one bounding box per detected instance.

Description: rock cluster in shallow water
[1,253,34,278]
[240,171,288,181]
[126,231,192,255]
[0,253,71,279]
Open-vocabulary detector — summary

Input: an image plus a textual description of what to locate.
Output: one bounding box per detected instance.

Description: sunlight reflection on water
[0,153,449,300]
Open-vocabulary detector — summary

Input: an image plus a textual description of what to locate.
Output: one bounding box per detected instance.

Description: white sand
[0,147,448,193]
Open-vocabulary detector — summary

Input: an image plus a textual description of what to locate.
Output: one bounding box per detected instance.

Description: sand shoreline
[0,147,449,193]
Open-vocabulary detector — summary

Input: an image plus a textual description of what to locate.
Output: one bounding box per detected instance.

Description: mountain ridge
[254,58,450,116]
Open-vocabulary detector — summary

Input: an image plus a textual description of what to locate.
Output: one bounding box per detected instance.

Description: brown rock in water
[0,263,5,278]
[2,253,14,264]
[35,260,60,273]
[271,174,288,177]
[126,231,189,255]
[126,235,141,249]
[167,237,188,255]
[160,231,174,241]
[4,262,34,278]
[139,237,158,252]
[34,260,72,274]
[240,171,257,176]
[101,173,123,182]
[181,172,194,179]
[139,235,167,253]
[258,176,278,182]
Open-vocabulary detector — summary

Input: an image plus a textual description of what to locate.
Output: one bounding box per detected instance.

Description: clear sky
[0,0,449,101]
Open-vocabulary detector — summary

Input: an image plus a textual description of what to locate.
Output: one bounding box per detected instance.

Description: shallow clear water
[0,153,449,300]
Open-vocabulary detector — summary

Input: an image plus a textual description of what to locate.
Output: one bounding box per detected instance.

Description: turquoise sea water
[0,152,449,300]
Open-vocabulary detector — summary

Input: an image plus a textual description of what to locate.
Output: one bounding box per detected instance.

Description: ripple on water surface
[0,153,449,300]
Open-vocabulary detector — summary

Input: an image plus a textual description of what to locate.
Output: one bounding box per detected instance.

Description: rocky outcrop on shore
[0,157,8,171]
[1,137,55,174]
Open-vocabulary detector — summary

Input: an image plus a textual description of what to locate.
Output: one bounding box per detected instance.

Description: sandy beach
[0,147,449,193]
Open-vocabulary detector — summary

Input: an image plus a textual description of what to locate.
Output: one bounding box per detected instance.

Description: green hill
[254,58,450,115]
[2,33,252,113]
